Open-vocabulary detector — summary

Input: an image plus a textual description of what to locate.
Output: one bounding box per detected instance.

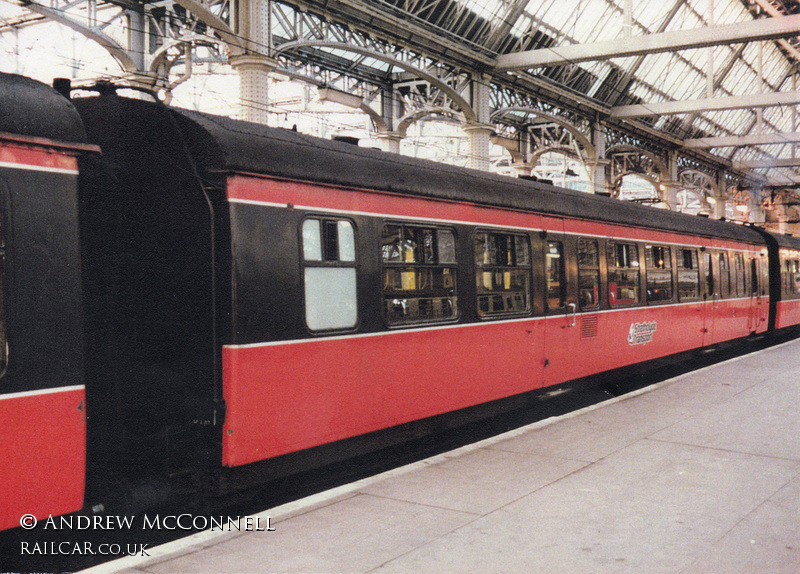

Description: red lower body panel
[222,299,760,468]
[0,387,86,531]
[222,321,546,466]
[776,299,800,330]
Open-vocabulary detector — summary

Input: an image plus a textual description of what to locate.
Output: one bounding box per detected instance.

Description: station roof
[290,0,800,187]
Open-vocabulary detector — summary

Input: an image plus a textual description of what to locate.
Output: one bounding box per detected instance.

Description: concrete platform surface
[85,339,800,573]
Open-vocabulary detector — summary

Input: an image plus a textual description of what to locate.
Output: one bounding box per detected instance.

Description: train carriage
[73,89,779,485]
[2,71,800,529]
[190,116,773,468]
[0,74,94,531]
[756,229,800,330]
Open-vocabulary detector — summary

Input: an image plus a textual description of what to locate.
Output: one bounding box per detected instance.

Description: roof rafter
[684,131,800,148]
[612,90,800,118]
[496,14,800,70]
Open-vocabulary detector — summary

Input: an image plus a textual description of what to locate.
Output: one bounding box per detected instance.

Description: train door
[541,230,601,387]
[732,251,749,332]
[472,227,544,398]
[749,253,768,333]
[0,151,86,532]
[702,251,717,346]
[712,251,736,343]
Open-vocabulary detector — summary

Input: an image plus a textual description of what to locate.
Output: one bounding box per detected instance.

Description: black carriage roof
[760,228,800,250]
[0,73,87,144]
[175,108,765,246]
[69,92,765,246]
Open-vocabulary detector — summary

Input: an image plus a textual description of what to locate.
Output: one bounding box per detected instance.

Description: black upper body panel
[0,73,87,144]
[177,108,764,246]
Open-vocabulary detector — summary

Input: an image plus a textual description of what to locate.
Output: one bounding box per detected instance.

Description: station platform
[86,339,800,573]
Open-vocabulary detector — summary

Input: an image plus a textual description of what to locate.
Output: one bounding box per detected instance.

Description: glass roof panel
[455,0,507,21]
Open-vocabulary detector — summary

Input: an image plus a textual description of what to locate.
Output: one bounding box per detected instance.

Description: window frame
[644,244,673,304]
[677,247,701,302]
[607,240,641,307]
[474,230,532,319]
[704,251,715,299]
[301,216,359,333]
[718,252,731,299]
[734,252,746,296]
[545,240,567,311]
[381,221,459,327]
[577,237,601,311]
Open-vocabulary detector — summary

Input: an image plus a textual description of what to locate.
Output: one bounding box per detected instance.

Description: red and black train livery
[2,72,799,531]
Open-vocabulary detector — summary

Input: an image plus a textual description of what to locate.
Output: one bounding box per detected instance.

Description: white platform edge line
[78,337,797,573]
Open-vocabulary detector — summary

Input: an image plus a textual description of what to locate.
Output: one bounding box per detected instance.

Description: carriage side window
[783,256,792,295]
[719,252,731,298]
[302,218,357,331]
[645,245,672,303]
[677,248,700,301]
[607,241,639,306]
[578,238,600,310]
[546,241,566,309]
[791,259,800,295]
[382,223,457,325]
[750,258,759,296]
[704,252,714,297]
[474,231,531,317]
[734,253,746,296]
[782,255,800,296]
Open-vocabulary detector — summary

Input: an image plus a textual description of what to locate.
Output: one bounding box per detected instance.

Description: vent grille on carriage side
[581,315,598,338]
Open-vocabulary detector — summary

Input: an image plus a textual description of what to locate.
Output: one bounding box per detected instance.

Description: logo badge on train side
[628,321,657,346]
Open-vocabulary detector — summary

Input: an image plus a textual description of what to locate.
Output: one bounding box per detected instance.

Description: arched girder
[676,189,708,215]
[149,31,222,84]
[606,144,669,197]
[760,189,800,230]
[679,169,719,197]
[396,106,464,137]
[359,102,389,132]
[16,0,138,73]
[726,185,751,222]
[316,86,389,132]
[528,145,581,170]
[274,40,477,122]
[675,169,718,215]
[491,107,597,161]
[171,0,245,54]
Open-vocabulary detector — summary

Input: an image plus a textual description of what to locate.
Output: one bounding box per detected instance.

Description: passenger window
[677,248,700,301]
[783,257,792,295]
[607,241,639,306]
[382,223,457,325]
[734,253,746,296]
[719,253,730,298]
[578,238,600,310]
[645,245,672,303]
[704,252,714,297]
[546,241,566,309]
[750,258,759,296]
[474,231,531,317]
[302,218,358,331]
[792,260,800,295]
